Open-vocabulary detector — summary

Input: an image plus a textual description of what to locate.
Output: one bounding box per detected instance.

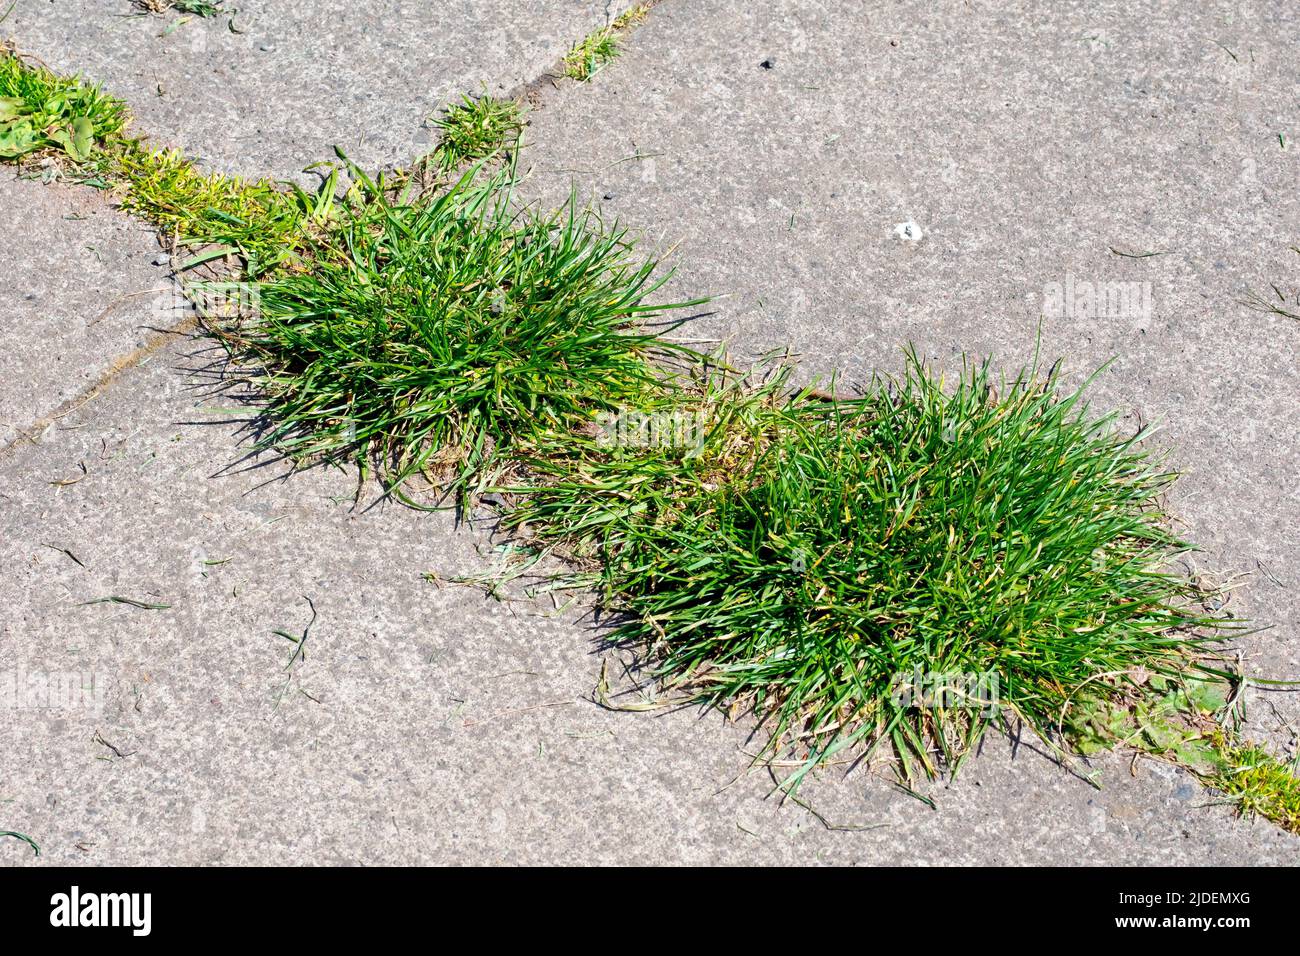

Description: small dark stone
[759,58,775,70]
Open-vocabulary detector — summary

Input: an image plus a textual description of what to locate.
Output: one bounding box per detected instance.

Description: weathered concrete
[4,0,637,179]
[2,0,1299,866]
[524,0,1300,746]
[1,334,1297,865]
[0,169,174,450]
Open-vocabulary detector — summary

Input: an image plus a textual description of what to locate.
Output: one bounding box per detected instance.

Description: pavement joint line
[373,0,668,183]
[0,313,198,462]
[0,2,667,456]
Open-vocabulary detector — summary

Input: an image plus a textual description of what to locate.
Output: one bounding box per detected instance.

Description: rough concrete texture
[524,0,1300,742]
[4,0,638,179]
[1,336,1297,865]
[0,169,174,450]
[2,0,1300,866]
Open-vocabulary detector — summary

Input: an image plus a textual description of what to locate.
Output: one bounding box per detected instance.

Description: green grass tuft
[508,352,1231,785]
[0,51,126,162]
[563,28,620,82]
[430,93,525,172]
[224,160,704,501]
[562,6,651,82]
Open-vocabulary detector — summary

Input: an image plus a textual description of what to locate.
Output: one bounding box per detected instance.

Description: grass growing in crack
[563,28,621,82]
[0,52,126,161]
[508,351,1231,786]
[224,159,704,502]
[3,52,1289,830]
[613,4,653,31]
[430,93,525,172]
[1060,675,1300,834]
[111,141,336,277]
[1211,737,1300,832]
[562,6,651,81]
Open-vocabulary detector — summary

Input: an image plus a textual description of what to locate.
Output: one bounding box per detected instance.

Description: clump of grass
[0,51,126,161]
[562,5,652,81]
[430,93,525,172]
[225,159,703,501]
[563,28,621,82]
[504,358,797,557]
[510,351,1231,786]
[111,140,335,277]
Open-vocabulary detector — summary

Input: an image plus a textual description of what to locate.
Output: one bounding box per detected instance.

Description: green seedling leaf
[1184,678,1228,714]
[69,115,95,161]
[49,120,94,161]
[48,125,73,153]
[0,119,38,157]
[0,96,25,121]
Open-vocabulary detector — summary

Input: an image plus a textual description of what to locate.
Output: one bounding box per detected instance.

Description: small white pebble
[894,221,924,242]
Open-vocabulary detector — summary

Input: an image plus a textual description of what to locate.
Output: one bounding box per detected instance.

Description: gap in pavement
[4,0,651,180]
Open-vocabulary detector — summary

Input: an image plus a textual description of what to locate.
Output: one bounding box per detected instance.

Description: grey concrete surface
[524,0,1300,743]
[2,0,1299,866]
[3,0,638,180]
[0,169,174,451]
[2,335,1297,865]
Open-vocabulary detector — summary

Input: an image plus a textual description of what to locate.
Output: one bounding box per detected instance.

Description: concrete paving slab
[1,334,1297,865]
[0,169,173,451]
[523,0,1300,744]
[3,0,638,180]
[3,0,1298,866]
